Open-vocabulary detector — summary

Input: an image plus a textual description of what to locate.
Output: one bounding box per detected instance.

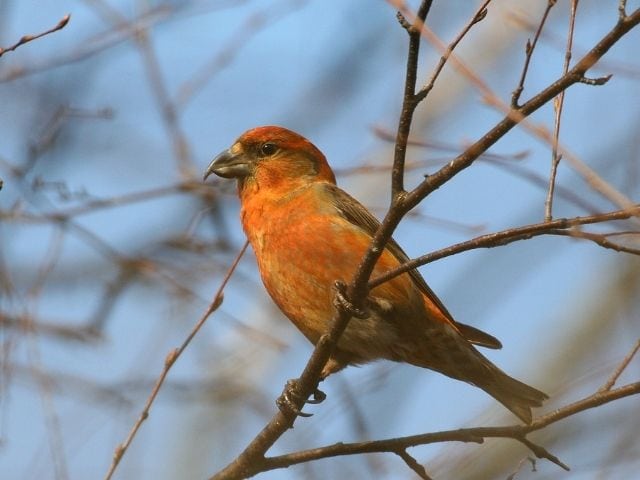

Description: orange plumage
[205,125,547,423]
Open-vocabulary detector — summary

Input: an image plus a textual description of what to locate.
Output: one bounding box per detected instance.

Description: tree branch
[103,241,248,480]
[511,0,556,108]
[0,14,70,58]
[392,0,434,196]
[254,380,640,474]
[369,206,640,290]
[545,0,579,221]
[404,7,640,213]
[394,448,432,479]
[416,0,491,104]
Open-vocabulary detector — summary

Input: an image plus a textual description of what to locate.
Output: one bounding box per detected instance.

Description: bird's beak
[203,149,252,181]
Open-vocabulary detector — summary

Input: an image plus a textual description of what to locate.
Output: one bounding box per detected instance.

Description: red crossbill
[205,125,547,423]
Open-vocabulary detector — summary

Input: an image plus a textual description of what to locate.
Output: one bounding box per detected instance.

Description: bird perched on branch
[204,125,547,423]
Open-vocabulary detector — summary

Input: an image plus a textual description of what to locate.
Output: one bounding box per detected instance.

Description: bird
[204,125,547,423]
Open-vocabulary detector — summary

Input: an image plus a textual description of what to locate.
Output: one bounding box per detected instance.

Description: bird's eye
[259,143,278,156]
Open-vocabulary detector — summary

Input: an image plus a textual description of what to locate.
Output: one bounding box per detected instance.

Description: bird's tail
[477,364,548,424]
[408,340,547,423]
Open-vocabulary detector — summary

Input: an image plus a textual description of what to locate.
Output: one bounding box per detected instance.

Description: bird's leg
[276,379,326,418]
[277,279,362,418]
[332,280,369,319]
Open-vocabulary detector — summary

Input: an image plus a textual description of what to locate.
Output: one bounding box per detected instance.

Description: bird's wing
[326,183,502,350]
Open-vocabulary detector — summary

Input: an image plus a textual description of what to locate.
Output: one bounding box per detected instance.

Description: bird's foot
[333,281,369,319]
[276,379,326,418]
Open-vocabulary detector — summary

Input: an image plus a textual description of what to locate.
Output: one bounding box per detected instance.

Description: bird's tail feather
[407,329,547,423]
[477,364,548,424]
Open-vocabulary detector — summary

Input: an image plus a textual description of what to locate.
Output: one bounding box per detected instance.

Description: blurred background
[1,0,639,478]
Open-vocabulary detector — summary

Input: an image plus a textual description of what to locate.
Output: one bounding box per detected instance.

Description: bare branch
[394,449,432,480]
[599,339,640,392]
[553,228,640,256]
[511,1,556,108]
[545,0,579,221]
[515,436,570,471]
[369,206,640,290]
[103,241,249,480]
[402,7,640,214]
[255,380,640,475]
[619,0,628,19]
[415,0,492,103]
[0,7,171,83]
[0,14,70,58]
[391,0,434,196]
[371,124,603,214]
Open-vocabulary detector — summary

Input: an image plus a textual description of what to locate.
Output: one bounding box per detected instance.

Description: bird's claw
[306,388,327,404]
[333,281,369,319]
[276,379,326,418]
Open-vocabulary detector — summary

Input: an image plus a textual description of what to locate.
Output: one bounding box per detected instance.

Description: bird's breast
[238,183,424,351]
[239,187,354,336]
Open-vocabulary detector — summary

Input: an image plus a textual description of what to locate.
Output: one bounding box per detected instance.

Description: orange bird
[205,126,547,423]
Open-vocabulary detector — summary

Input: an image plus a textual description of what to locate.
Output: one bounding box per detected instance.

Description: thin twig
[508,9,640,80]
[553,228,640,256]
[599,339,640,392]
[619,0,628,19]
[371,124,602,213]
[0,14,70,58]
[416,0,492,103]
[394,449,432,480]
[516,436,570,471]
[103,241,249,480]
[369,206,640,290]
[0,7,171,83]
[391,0,434,196]
[511,1,556,107]
[545,0,579,221]
[399,6,640,214]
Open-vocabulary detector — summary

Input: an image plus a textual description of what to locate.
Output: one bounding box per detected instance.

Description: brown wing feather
[326,183,502,350]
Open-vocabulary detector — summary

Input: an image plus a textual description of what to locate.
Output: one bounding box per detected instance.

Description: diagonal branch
[394,449,432,480]
[403,7,640,214]
[515,436,570,471]
[599,339,640,392]
[103,241,249,480]
[369,206,640,290]
[0,14,70,58]
[416,0,491,104]
[511,0,557,108]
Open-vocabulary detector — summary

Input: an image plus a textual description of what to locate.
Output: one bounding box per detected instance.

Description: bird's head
[204,126,336,192]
